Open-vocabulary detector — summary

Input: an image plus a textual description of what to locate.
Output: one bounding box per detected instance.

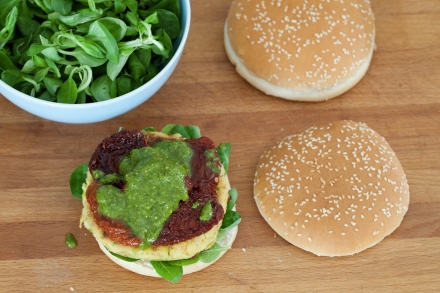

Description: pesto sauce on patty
[95,140,193,248]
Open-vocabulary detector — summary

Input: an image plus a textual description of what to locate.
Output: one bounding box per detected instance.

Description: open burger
[70,125,240,282]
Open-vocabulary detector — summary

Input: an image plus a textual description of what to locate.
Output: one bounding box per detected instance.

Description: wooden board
[1,0,440,291]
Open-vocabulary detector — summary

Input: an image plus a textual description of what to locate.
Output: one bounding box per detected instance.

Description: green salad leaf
[109,251,139,263]
[90,75,114,102]
[150,261,183,283]
[69,163,88,199]
[221,188,242,230]
[167,254,200,266]
[184,125,201,139]
[226,187,238,212]
[0,0,181,103]
[216,143,231,173]
[0,51,19,70]
[199,243,231,263]
[161,124,201,139]
[0,0,21,27]
[161,124,189,138]
[150,238,231,282]
[57,74,78,104]
[51,0,73,15]
[216,228,227,241]
[161,123,176,134]
[221,210,241,230]
[0,7,18,50]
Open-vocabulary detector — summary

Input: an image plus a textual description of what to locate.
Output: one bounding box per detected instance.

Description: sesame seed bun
[224,0,376,101]
[253,121,410,256]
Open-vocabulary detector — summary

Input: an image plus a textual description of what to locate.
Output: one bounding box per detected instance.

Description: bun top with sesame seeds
[253,120,409,256]
[224,0,375,101]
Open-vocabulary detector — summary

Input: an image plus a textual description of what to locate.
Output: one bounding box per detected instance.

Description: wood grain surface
[1,0,440,292]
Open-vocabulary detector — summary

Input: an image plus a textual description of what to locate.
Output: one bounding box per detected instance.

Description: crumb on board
[70,287,74,292]
[242,248,246,252]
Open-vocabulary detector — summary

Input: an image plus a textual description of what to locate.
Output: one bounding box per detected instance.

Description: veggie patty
[86,129,225,247]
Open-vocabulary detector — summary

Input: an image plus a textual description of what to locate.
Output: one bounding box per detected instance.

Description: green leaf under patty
[167,254,200,266]
[227,188,238,212]
[69,163,88,199]
[109,251,139,262]
[199,243,231,263]
[150,260,183,283]
[216,143,231,173]
[221,210,241,230]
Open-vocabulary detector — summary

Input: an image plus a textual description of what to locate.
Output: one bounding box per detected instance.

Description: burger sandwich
[70,124,241,282]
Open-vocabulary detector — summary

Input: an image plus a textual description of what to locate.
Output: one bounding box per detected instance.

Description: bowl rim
[0,0,191,111]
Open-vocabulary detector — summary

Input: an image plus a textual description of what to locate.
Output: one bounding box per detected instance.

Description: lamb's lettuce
[217,143,231,173]
[0,0,181,103]
[109,251,139,263]
[150,260,183,283]
[69,163,88,199]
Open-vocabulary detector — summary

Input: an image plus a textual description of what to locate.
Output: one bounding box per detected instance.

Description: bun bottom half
[98,225,238,277]
[224,24,375,102]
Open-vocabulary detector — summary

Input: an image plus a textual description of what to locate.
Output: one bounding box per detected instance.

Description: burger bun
[224,0,376,101]
[98,225,238,277]
[253,120,410,256]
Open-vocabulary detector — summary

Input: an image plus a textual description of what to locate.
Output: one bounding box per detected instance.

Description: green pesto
[96,185,126,219]
[192,202,200,209]
[199,202,213,221]
[205,149,216,159]
[96,140,193,248]
[92,169,105,180]
[98,173,123,185]
[93,169,123,185]
[204,149,221,174]
[65,233,77,248]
